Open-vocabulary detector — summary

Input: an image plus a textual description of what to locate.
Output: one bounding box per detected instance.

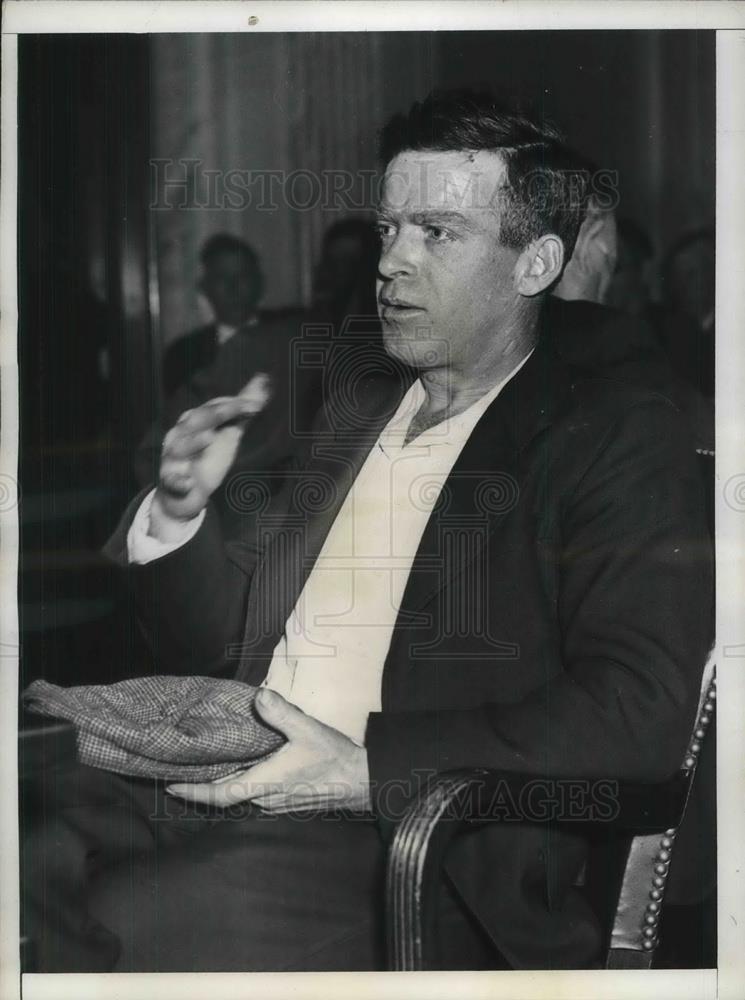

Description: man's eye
[375,222,395,240]
[425,225,454,243]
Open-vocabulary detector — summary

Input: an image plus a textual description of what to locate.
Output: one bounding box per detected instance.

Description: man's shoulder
[545,297,661,366]
[567,369,679,417]
[539,308,680,424]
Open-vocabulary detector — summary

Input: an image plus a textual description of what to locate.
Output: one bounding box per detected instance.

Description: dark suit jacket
[162,323,221,398]
[106,324,713,968]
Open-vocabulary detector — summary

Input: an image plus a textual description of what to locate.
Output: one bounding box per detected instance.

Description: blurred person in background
[552,192,619,308]
[310,218,380,331]
[309,217,397,406]
[657,227,715,399]
[605,217,655,318]
[135,233,323,535]
[548,197,713,454]
[162,234,265,397]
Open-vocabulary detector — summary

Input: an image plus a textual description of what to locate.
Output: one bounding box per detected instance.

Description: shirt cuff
[126,488,206,565]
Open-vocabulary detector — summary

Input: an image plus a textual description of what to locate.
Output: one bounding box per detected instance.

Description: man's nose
[378,230,418,280]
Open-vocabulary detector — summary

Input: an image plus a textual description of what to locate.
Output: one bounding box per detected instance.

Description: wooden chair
[386,654,716,970]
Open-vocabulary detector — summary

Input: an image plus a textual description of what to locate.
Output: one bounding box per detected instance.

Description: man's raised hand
[150,374,271,536]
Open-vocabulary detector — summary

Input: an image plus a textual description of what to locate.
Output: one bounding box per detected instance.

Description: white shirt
[216,323,238,346]
[216,313,259,346]
[128,352,532,744]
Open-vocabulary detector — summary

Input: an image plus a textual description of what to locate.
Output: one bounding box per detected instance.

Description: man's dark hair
[379,89,591,259]
[200,233,260,271]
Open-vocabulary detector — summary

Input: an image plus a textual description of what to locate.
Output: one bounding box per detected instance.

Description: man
[547,185,714,454]
[658,227,716,399]
[553,190,619,307]
[605,217,655,317]
[25,91,712,972]
[135,233,323,533]
[311,218,380,327]
[162,232,265,397]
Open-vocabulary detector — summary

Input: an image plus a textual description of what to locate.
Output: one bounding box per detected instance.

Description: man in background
[162,233,266,397]
[136,233,323,534]
[605,217,655,318]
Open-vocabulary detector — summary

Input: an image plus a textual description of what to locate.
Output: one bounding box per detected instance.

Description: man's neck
[404,332,537,446]
[419,329,537,418]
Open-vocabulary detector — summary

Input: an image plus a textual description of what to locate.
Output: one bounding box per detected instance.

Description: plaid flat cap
[22,675,285,781]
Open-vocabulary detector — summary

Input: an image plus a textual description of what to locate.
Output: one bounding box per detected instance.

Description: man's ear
[514,235,565,297]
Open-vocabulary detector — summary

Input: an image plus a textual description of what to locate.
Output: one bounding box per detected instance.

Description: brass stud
[653,876,665,887]
[699,714,710,726]
[665,829,677,837]
[684,756,696,769]
[708,688,716,700]
[654,863,668,876]
[660,837,673,849]
[647,901,660,913]
[703,701,714,713]
[645,914,657,925]
[690,742,701,754]
[695,728,706,740]
[657,850,671,863]
[642,939,655,951]
[643,926,656,938]
[650,889,663,900]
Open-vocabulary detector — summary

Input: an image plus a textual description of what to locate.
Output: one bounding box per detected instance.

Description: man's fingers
[249,792,336,814]
[238,372,272,405]
[172,396,263,435]
[162,428,217,460]
[253,687,316,740]
[166,778,249,808]
[166,774,283,808]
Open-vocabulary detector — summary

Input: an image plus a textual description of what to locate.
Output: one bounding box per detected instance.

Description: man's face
[201,250,261,327]
[376,150,524,372]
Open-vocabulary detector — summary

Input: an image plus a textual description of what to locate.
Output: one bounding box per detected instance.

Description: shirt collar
[216,314,259,346]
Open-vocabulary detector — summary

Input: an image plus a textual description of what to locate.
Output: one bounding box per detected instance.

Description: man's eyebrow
[411,210,471,226]
[375,209,475,228]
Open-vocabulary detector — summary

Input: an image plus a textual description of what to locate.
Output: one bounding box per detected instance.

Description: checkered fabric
[22,676,285,781]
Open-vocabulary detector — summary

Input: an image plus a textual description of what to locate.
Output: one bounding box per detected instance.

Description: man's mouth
[379,297,425,320]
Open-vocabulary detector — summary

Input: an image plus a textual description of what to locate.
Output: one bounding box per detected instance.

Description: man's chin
[381,325,447,370]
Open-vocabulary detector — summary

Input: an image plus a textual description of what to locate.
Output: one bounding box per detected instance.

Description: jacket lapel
[234,372,410,683]
[387,329,572,641]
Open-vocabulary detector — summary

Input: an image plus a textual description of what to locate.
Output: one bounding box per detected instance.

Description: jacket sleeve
[365,398,714,825]
[102,491,258,676]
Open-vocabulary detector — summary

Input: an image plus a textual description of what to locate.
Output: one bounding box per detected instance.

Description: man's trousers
[21,762,504,972]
